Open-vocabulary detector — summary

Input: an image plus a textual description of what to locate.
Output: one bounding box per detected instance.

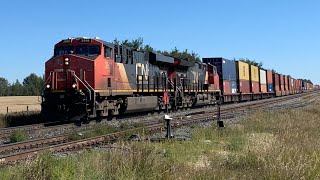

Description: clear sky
[0,0,319,84]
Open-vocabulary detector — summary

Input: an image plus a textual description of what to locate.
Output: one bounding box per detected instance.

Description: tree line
[0,73,44,96]
[114,37,201,62]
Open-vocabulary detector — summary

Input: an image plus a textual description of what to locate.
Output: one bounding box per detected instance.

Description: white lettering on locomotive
[136,63,149,80]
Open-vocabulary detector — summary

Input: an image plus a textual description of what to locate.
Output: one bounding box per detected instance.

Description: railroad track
[0,89,318,164]
[0,90,317,142]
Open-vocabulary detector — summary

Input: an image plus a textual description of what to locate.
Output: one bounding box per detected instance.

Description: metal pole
[165,115,173,139]
[217,105,224,128]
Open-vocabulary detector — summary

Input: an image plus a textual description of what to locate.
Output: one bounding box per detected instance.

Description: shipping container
[252,82,260,93]
[267,70,273,84]
[273,73,280,91]
[250,65,259,82]
[238,80,251,93]
[236,61,250,81]
[298,80,302,90]
[223,80,231,94]
[280,74,284,85]
[261,84,267,93]
[203,57,237,94]
[284,75,289,90]
[259,69,267,84]
[280,74,284,91]
[289,77,294,90]
[302,81,306,90]
[231,81,237,93]
[202,58,236,80]
[260,69,267,93]
[267,83,274,92]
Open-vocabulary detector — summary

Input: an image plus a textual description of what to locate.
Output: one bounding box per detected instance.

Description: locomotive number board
[63,39,72,43]
[79,39,91,43]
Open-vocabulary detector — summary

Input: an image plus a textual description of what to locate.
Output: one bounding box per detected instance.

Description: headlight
[72,83,77,88]
[46,84,50,88]
[65,61,69,65]
[65,58,69,61]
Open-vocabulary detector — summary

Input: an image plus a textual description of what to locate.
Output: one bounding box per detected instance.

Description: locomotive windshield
[76,45,100,56]
[54,46,73,56]
[54,45,101,57]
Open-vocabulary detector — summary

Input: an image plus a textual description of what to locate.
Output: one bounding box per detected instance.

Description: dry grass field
[0,96,40,114]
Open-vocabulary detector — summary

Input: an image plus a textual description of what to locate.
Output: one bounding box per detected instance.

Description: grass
[1,104,320,179]
[9,130,28,143]
[0,111,44,128]
[68,122,147,141]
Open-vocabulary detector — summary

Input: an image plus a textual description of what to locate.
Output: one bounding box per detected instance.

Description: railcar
[41,37,221,121]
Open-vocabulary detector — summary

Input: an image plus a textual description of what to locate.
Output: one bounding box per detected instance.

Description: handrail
[67,70,92,101]
[40,71,52,95]
[167,78,181,93]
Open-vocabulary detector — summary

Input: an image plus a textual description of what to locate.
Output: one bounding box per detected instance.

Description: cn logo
[136,63,149,80]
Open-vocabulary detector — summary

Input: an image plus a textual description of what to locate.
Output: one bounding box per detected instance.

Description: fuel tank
[124,96,158,113]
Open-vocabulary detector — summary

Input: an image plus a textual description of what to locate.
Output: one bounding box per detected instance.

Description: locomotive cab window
[104,45,112,59]
[54,46,74,56]
[75,45,101,56]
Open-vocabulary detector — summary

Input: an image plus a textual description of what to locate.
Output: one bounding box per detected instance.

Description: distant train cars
[202,57,313,102]
[41,37,314,121]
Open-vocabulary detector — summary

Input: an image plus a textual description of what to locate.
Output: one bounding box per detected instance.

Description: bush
[9,130,28,143]
[1,111,44,127]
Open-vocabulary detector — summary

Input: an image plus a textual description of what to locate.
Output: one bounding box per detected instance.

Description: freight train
[41,37,313,121]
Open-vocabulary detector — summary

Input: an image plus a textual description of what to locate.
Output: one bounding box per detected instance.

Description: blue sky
[0,0,319,84]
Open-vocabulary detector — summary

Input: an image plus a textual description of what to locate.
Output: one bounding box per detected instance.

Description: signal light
[72,84,77,88]
[65,61,69,65]
[46,84,50,89]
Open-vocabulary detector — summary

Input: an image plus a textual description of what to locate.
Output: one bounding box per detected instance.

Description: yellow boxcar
[236,61,250,81]
[250,65,259,82]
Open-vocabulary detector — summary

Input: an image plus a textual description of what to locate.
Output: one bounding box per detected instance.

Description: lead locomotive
[41,37,221,121]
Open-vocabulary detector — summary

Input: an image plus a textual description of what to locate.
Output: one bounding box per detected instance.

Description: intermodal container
[259,69,267,92]
[261,84,267,93]
[289,77,293,90]
[267,83,274,92]
[284,75,289,91]
[252,82,260,93]
[236,61,250,81]
[202,58,236,81]
[267,70,273,84]
[273,73,280,91]
[231,81,237,93]
[223,80,231,94]
[250,65,259,82]
[259,69,267,84]
[298,80,302,90]
[238,80,251,93]
[203,57,237,94]
[280,74,284,90]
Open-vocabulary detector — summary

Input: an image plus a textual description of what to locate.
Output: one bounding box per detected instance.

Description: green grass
[9,130,28,143]
[1,105,320,179]
[68,122,147,141]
